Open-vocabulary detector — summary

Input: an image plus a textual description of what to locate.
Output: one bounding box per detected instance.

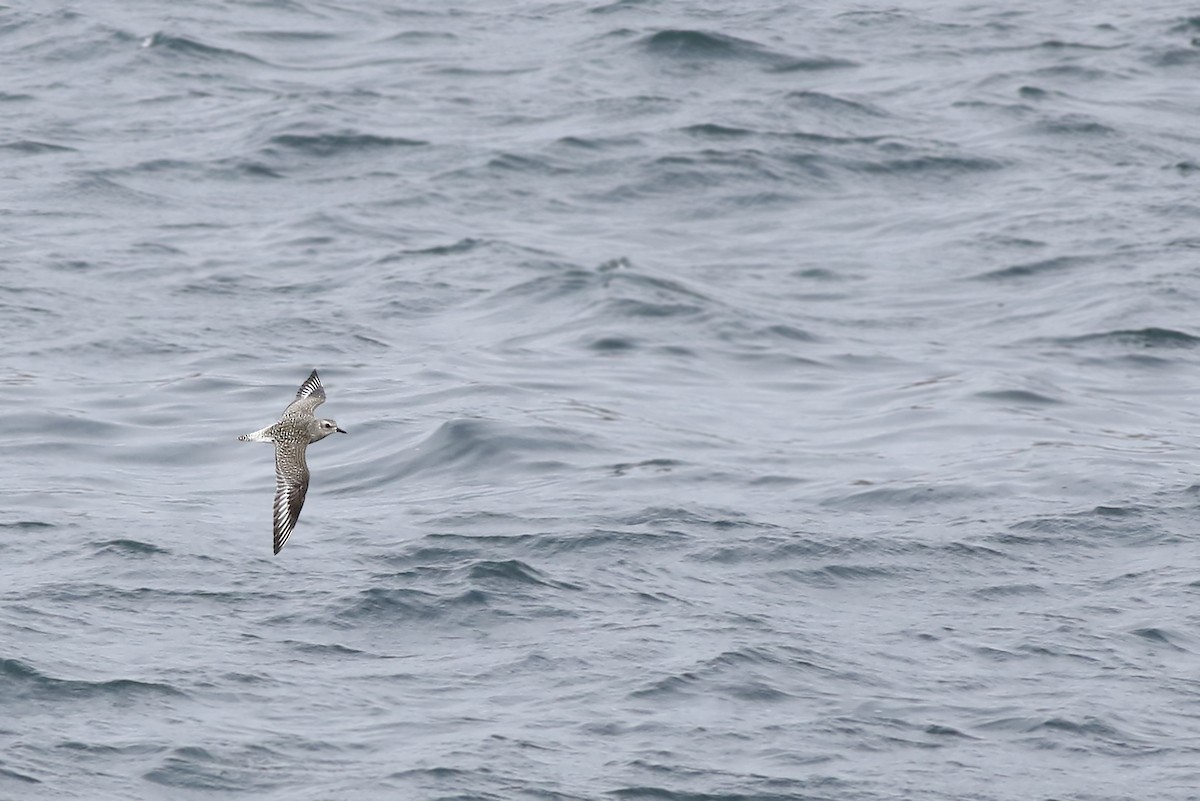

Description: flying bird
[238,369,346,554]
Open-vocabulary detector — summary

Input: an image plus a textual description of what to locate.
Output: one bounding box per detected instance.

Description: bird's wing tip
[294,369,325,402]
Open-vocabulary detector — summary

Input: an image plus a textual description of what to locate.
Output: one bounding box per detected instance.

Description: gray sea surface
[4,1,1200,799]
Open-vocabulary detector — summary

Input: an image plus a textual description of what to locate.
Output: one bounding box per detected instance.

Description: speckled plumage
[238,369,346,554]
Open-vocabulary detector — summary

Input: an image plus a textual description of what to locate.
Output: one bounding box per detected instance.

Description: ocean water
[4,1,1200,798]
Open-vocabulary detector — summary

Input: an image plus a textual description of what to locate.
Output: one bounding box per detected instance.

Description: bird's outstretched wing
[273,441,310,555]
[283,369,326,419]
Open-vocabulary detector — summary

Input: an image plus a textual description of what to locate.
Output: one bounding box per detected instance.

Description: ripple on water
[0,657,186,703]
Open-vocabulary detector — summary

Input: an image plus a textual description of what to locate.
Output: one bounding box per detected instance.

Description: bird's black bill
[336,427,347,434]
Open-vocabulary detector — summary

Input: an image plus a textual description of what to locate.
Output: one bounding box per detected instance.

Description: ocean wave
[637,29,855,73]
[0,657,185,702]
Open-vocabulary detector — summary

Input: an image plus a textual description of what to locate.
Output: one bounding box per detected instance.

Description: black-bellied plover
[238,369,346,554]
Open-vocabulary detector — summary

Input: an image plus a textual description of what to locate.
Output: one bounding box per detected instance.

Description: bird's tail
[237,425,275,443]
